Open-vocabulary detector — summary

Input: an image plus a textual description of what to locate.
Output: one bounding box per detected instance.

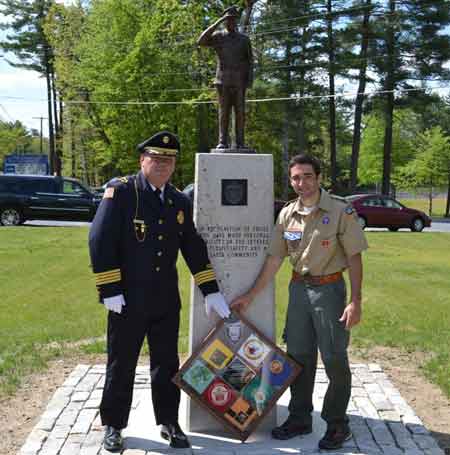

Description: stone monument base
[210,147,256,154]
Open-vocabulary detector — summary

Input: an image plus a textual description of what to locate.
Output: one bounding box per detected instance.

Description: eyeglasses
[290,174,315,183]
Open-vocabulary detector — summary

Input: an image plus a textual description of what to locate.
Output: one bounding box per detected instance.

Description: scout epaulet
[283,198,297,209]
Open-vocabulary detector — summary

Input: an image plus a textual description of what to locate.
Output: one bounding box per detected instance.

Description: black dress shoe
[272,417,312,440]
[318,423,352,450]
[160,421,190,448]
[103,426,123,452]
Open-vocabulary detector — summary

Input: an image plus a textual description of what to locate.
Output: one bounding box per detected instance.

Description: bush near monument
[0,228,449,399]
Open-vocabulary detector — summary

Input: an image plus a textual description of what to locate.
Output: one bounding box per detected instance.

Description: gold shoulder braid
[134,179,147,242]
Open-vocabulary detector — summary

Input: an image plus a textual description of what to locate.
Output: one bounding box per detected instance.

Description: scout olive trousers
[284,278,351,426]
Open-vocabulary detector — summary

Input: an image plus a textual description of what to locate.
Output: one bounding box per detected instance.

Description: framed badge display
[173,312,302,441]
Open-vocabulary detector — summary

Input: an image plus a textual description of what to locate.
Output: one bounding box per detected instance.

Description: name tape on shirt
[283,230,302,241]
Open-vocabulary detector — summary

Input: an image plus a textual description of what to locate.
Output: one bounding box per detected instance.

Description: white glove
[205,292,231,319]
[104,294,126,314]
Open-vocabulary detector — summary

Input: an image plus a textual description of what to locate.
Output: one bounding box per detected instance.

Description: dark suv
[0,174,101,226]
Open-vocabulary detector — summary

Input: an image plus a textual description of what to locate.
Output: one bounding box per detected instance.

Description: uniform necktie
[154,188,163,206]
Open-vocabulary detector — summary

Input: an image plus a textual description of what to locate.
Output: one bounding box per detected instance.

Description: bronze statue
[198,5,253,149]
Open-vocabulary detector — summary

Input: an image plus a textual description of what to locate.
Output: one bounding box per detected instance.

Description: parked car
[0,174,102,226]
[346,194,431,232]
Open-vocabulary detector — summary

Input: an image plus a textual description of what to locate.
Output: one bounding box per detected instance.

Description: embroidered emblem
[322,240,330,248]
[118,176,128,183]
[270,360,283,374]
[225,321,242,343]
[163,135,170,144]
[103,187,114,199]
[177,210,184,224]
[322,216,330,225]
[283,231,302,241]
[345,206,354,215]
[210,383,231,406]
[168,198,173,205]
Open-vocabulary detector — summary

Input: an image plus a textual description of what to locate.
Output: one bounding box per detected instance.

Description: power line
[0,104,14,122]
[42,85,450,107]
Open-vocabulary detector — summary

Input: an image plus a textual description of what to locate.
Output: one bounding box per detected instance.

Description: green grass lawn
[399,198,448,217]
[0,227,449,399]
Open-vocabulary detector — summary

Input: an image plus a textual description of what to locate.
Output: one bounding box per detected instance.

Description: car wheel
[357,215,367,229]
[388,227,399,232]
[411,217,424,232]
[0,207,24,226]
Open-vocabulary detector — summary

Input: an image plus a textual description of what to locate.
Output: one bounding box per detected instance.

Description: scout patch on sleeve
[103,187,115,199]
[283,230,302,241]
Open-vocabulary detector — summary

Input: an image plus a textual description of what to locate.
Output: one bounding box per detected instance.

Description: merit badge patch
[203,378,235,412]
[321,239,330,248]
[224,397,257,431]
[322,216,330,225]
[103,187,114,199]
[238,334,271,368]
[201,339,233,371]
[177,210,184,224]
[182,359,214,394]
[345,206,354,215]
[283,230,302,241]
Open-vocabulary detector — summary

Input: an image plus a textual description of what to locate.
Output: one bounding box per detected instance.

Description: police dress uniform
[268,189,368,427]
[89,133,219,430]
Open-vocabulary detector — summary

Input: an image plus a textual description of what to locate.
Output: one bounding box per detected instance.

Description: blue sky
[0,6,57,133]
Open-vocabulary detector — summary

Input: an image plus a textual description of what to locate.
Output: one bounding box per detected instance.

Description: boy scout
[89,131,230,452]
[231,154,368,450]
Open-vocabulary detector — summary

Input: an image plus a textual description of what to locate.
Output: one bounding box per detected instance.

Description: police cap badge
[137,131,180,157]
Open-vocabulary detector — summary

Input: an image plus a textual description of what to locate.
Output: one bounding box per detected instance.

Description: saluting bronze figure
[198,5,253,149]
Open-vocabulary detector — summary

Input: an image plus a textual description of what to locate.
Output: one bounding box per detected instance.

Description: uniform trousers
[284,278,351,426]
[100,302,180,429]
[217,85,246,147]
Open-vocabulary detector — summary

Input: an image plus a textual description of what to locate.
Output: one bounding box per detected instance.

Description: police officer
[231,154,368,451]
[89,131,230,452]
[198,5,253,149]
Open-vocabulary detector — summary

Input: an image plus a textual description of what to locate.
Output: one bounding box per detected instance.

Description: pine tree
[0,0,59,174]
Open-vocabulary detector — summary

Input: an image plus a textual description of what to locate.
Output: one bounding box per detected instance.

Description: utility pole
[32,116,47,154]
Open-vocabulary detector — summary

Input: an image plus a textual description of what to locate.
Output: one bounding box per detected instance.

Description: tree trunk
[51,71,62,176]
[282,110,290,200]
[69,110,76,177]
[428,182,433,216]
[382,0,396,196]
[45,65,55,175]
[446,172,450,217]
[327,0,337,192]
[350,0,371,192]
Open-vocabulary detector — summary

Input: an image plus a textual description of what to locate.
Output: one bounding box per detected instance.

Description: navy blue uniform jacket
[89,171,219,312]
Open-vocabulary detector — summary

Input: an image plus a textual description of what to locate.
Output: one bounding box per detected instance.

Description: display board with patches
[173,312,302,441]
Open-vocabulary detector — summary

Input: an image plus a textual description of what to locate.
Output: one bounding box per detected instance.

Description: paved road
[24,219,450,232]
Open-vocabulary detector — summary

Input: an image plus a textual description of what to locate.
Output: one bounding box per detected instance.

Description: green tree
[369,0,450,194]
[358,109,418,188]
[0,0,60,174]
[402,127,450,216]
[0,120,33,163]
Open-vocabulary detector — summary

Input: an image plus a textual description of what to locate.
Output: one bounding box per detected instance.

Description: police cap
[137,131,180,157]
[223,5,240,18]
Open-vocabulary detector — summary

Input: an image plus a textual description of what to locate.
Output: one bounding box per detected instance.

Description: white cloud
[0,66,48,130]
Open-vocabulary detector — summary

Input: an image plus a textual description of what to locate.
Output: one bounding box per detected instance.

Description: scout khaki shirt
[268,189,368,276]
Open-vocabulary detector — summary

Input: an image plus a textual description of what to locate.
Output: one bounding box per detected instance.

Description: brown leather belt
[291,271,343,285]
